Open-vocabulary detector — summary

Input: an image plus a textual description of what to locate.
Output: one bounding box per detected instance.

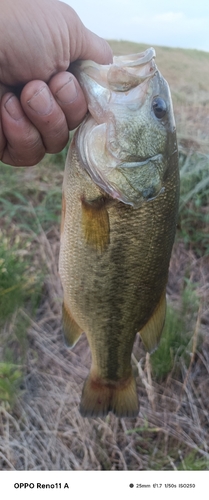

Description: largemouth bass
[59,48,179,418]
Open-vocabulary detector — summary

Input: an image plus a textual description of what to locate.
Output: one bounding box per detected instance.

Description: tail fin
[80,373,139,418]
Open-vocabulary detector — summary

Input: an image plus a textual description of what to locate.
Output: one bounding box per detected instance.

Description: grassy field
[0,41,209,471]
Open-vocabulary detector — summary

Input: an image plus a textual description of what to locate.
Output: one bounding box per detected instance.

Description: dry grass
[0,41,209,471]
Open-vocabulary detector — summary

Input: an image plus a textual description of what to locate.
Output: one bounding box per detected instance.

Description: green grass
[0,230,43,321]
[0,231,43,405]
[178,151,209,255]
[0,158,59,405]
[0,362,23,404]
[177,451,209,471]
[150,283,199,381]
[126,424,209,470]
[0,144,69,234]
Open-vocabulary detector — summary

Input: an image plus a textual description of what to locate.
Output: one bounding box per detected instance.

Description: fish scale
[59,49,179,417]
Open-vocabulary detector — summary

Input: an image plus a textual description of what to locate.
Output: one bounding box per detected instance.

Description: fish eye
[152,97,167,119]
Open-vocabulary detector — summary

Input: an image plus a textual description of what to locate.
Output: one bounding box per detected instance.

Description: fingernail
[56,77,78,104]
[4,95,24,120]
[27,86,53,115]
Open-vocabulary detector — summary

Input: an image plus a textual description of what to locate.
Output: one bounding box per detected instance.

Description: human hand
[0,0,112,166]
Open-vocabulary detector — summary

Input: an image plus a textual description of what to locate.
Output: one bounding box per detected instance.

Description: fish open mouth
[72,47,157,94]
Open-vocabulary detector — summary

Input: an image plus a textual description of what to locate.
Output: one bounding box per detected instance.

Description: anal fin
[81,197,110,253]
[62,301,83,348]
[139,290,166,352]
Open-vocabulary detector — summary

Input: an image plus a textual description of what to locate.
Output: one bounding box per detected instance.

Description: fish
[59,48,179,418]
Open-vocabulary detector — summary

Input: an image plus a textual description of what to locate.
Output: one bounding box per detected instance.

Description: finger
[0,113,7,161]
[1,92,45,166]
[78,27,113,65]
[60,3,113,65]
[20,80,69,153]
[49,71,88,130]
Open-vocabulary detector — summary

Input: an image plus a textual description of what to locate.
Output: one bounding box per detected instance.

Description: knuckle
[9,133,45,166]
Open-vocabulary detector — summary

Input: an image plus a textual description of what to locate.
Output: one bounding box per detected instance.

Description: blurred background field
[0,41,209,471]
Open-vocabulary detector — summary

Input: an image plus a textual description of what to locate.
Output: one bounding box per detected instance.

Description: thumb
[60,2,113,65]
[76,27,113,65]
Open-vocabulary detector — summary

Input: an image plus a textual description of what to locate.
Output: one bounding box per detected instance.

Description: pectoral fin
[139,291,166,352]
[62,301,83,348]
[81,197,110,252]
